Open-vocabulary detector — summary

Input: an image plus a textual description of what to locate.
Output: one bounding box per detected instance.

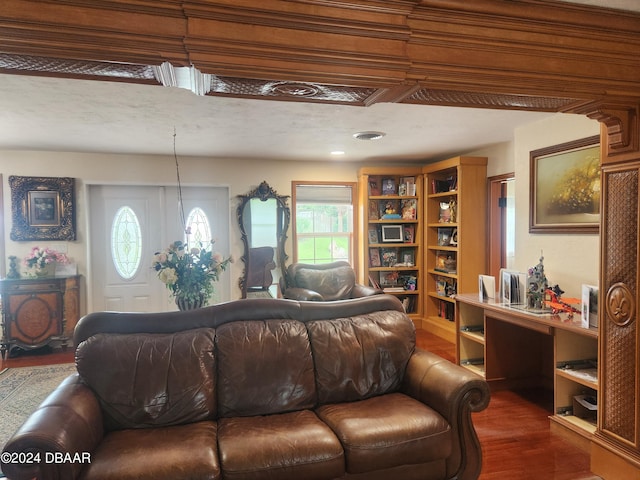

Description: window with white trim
[293,183,356,265]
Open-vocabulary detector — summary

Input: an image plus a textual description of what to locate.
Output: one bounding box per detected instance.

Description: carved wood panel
[600,167,638,445]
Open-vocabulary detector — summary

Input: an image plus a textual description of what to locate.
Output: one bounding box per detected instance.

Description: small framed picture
[381,177,397,195]
[581,284,599,329]
[403,225,415,243]
[449,228,458,246]
[400,176,416,196]
[368,226,379,244]
[399,248,414,266]
[368,176,381,196]
[401,198,417,220]
[381,224,403,242]
[369,248,381,267]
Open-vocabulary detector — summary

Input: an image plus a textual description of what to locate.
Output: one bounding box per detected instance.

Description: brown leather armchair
[282,261,382,301]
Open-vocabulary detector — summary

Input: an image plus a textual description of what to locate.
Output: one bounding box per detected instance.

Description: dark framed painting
[529,135,600,234]
[10,176,76,241]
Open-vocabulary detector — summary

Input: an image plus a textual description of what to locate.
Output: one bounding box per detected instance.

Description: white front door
[88,184,230,313]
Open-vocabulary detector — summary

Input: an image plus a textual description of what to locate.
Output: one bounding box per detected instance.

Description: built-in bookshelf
[455,293,598,447]
[423,156,487,342]
[359,167,423,319]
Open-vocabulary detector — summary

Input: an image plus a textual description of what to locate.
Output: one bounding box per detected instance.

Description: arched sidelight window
[111,206,142,279]
[185,207,212,248]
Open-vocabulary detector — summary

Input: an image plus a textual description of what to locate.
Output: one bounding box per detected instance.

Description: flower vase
[35,263,56,277]
[175,294,206,311]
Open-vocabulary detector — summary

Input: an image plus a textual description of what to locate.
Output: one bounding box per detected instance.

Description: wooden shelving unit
[422,156,487,342]
[358,167,423,322]
[455,293,598,448]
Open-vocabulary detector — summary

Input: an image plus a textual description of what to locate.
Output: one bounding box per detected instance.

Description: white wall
[0,110,601,311]
[0,150,362,308]
[511,114,601,298]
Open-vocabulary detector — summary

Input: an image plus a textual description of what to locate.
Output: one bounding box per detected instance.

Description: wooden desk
[0,275,80,358]
[455,293,598,449]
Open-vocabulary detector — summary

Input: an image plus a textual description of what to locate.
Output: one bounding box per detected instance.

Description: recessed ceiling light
[353,131,386,141]
[331,150,345,156]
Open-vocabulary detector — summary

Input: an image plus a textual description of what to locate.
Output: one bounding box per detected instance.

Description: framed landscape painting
[529,135,600,233]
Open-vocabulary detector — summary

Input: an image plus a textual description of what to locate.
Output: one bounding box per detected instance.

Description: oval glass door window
[111,206,143,279]
[186,207,212,248]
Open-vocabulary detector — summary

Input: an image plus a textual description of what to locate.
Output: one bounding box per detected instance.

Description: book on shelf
[439,201,452,222]
[399,295,416,313]
[383,286,406,293]
[403,225,415,243]
[368,175,381,196]
[436,276,456,297]
[381,177,396,195]
[368,226,379,244]
[400,198,417,220]
[368,200,379,220]
[434,251,457,273]
[369,248,381,267]
[399,176,416,196]
[381,199,401,219]
[437,227,454,246]
[438,299,455,321]
[431,175,457,194]
[380,248,398,267]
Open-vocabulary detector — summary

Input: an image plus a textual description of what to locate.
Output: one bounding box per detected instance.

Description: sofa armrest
[351,283,384,297]
[1,374,104,480]
[402,349,490,480]
[283,287,324,301]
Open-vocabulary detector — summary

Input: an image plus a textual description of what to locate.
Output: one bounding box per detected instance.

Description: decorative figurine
[527,253,549,310]
[7,255,20,279]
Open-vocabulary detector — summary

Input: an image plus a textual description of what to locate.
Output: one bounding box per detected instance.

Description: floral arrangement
[24,246,69,275]
[152,240,232,307]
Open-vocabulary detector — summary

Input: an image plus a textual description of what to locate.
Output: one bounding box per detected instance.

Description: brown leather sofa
[282,261,382,300]
[1,295,490,480]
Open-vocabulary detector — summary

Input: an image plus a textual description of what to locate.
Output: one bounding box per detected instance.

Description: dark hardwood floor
[2,330,599,479]
[416,329,599,480]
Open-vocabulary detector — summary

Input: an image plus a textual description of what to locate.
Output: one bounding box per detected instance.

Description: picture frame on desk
[529,135,600,234]
[499,269,526,305]
[581,284,599,329]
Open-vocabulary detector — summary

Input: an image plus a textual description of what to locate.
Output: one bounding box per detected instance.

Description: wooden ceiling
[1,0,639,160]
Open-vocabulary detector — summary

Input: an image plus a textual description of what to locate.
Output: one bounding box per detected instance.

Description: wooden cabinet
[423,156,487,343]
[0,275,80,358]
[358,167,423,320]
[456,293,598,448]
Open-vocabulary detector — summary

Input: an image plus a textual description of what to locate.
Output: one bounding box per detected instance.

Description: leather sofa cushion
[307,311,415,404]
[78,421,219,480]
[76,328,216,430]
[218,410,344,480]
[292,264,355,300]
[316,393,452,474]
[216,319,316,417]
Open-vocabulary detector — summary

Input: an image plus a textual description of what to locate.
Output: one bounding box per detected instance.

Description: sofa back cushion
[76,328,216,430]
[307,310,415,404]
[216,319,316,417]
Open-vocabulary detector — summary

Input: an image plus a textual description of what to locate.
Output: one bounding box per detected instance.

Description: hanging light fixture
[153,61,212,96]
[172,128,189,238]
